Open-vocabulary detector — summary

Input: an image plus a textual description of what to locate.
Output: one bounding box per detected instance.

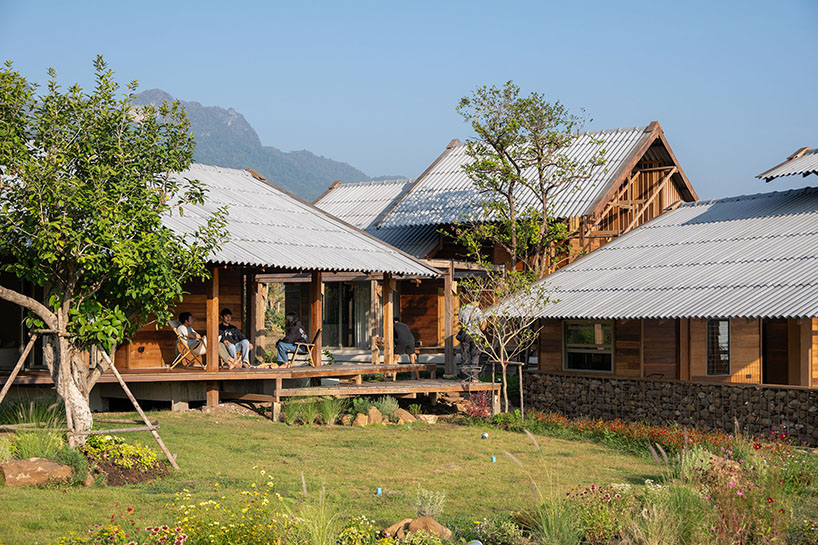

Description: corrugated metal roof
[165,164,440,276]
[757,148,818,182]
[379,127,652,228]
[366,224,441,259]
[313,179,414,229]
[499,186,818,319]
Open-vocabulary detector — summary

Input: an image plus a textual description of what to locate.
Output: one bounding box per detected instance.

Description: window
[706,319,730,375]
[563,321,613,372]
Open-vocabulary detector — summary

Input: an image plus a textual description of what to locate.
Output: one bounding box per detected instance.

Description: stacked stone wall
[523,372,818,446]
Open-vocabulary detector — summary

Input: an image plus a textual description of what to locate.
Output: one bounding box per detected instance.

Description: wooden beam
[444,260,455,375]
[383,273,394,365]
[206,266,220,407]
[622,167,676,234]
[310,271,322,366]
[0,334,38,405]
[679,318,690,381]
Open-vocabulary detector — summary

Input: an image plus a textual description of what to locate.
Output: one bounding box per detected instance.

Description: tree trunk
[501,360,509,413]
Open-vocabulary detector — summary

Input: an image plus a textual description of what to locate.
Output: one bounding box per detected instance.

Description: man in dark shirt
[219,308,253,367]
[276,312,310,365]
[393,319,417,365]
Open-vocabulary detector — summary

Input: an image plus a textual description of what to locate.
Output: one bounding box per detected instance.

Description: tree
[455,81,605,277]
[0,57,226,443]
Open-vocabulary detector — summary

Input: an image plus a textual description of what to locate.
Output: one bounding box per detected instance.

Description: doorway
[762,318,789,385]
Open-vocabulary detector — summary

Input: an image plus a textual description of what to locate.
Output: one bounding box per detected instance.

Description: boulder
[394,408,416,423]
[368,406,384,425]
[383,518,413,538]
[0,458,73,487]
[353,413,369,427]
[341,414,354,426]
[417,414,438,424]
[407,517,452,540]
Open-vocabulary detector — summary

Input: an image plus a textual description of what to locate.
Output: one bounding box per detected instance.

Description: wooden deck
[6,363,437,385]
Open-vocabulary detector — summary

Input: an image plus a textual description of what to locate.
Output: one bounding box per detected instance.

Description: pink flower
[728,481,736,487]
[737,491,744,497]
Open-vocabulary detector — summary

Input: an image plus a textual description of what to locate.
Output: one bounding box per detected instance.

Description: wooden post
[310,271,322,366]
[370,279,379,365]
[247,274,258,353]
[206,266,220,407]
[0,334,38,405]
[679,318,690,380]
[383,273,394,366]
[444,260,455,376]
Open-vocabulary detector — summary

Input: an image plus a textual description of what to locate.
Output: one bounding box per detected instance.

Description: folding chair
[169,320,206,369]
[287,329,321,367]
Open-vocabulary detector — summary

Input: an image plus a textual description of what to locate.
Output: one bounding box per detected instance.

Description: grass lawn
[1,410,661,545]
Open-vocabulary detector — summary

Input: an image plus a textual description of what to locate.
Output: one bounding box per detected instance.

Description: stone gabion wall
[523,372,818,446]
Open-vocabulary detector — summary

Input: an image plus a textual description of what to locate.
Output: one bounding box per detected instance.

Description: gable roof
[164,164,439,276]
[503,186,818,320]
[313,178,414,229]
[378,122,695,228]
[757,147,818,182]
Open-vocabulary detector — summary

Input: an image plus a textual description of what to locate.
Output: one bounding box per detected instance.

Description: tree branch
[0,284,58,329]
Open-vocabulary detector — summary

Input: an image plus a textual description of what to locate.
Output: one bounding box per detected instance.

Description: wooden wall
[643,319,679,379]
[813,318,818,388]
[614,319,641,377]
[400,279,442,347]
[689,318,761,383]
[114,268,244,369]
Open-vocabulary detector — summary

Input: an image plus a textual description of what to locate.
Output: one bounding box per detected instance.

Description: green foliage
[0,397,65,426]
[413,485,447,518]
[80,434,159,470]
[519,498,582,545]
[373,396,400,421]
[11,430,64,460]
[281,400,302,425]
[298,399,320,425]
[351,397,373,415]
[474,517,530,545]
[55,444,89,485]
[317,397,347,425]
[395,530,446,545]
[0,58,225,405]
[288,487,343,545]
[322,349,337,365]
[454,81,604,276]
[0,436,11,463]
[338,515,379,545]
[407,403,422,416]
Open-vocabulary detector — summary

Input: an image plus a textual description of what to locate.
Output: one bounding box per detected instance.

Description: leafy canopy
[0,56,226,351]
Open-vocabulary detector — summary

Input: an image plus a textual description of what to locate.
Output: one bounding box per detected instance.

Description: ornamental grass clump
[297,399,321,425]
[373,396,400,421]
[351,397,373,415]
[413,485,447,518]
[317,397,348,425]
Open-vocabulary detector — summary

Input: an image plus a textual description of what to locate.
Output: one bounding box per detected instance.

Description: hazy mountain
[133,89,377,200]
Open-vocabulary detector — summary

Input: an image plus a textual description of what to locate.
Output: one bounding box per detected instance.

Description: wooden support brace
[0,333,38,405]
[99,350,181,470]
[622,167,676,234]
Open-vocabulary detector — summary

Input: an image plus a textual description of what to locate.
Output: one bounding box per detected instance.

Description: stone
[83,473,96,487]
[394,408,416,423]
[407,517,452,540]
[0,458,72,487]
[368,406,384,425]
[341,414,354,426]
[417,414,438,424]
[383,518,413,538]
[353,413,369,427]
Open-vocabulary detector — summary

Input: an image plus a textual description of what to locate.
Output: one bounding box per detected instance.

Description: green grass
[0,411,660,545]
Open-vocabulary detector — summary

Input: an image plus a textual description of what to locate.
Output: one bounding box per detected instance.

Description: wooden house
[7,164,443,408]
[314,122,697,371]
[502,186,818,387]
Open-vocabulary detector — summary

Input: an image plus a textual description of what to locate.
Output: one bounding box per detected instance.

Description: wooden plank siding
[689,318,761,383]
[114,268,244,369]
[538,319,562,372]
[812,318,818,388]
[400,279,442,347]
[643,319,679,379]
[614,319,641,376]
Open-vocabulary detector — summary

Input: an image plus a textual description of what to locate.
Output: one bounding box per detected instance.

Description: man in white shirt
[177,312,206,350]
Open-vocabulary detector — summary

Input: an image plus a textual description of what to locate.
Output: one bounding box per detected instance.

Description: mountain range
[133,89,393,201]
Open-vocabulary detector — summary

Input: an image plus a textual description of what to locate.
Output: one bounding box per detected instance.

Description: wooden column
[383,273,394,365]
[679,318,690,381]
[370,279,379,365]
[206,266,220,407]
[788,318,811,386]
[444,260,455,375]
[310,271,322,365]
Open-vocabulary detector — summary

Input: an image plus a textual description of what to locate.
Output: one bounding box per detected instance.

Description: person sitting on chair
[276,312,309,365]
[177,312,207,350]
[219,308,254,368]
[393,318,417,365]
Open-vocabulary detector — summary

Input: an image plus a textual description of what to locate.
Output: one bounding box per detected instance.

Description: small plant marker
[376,487,382,496]
[491,456,496,462]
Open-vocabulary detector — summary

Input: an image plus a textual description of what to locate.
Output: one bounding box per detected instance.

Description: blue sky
[1,0,816,199]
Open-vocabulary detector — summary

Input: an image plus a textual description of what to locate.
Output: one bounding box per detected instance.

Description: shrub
[317,398,348,426]
[567,483,632,544]
[80,434,159,470]
[351,397,372,415]
[12,430,64,460]
[408,403,422,416]
[474,517,529,545]
[0,436,11,463]
[396,531,445,545]
[518,498,582,545]
[373,396,400,421]
[0,397,65,426]
[338,515,379,545]
[413,485,446,519]
[55,444,90,485]
[464,391,491,419]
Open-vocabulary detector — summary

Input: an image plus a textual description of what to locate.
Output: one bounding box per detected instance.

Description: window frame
[706,318,731,376]
[562,320,615,373]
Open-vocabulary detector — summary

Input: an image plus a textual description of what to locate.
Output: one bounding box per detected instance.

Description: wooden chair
[169,320,206,369]
[287,329,321,367]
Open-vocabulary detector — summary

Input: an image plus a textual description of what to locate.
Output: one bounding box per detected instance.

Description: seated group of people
[176,309,310,368]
